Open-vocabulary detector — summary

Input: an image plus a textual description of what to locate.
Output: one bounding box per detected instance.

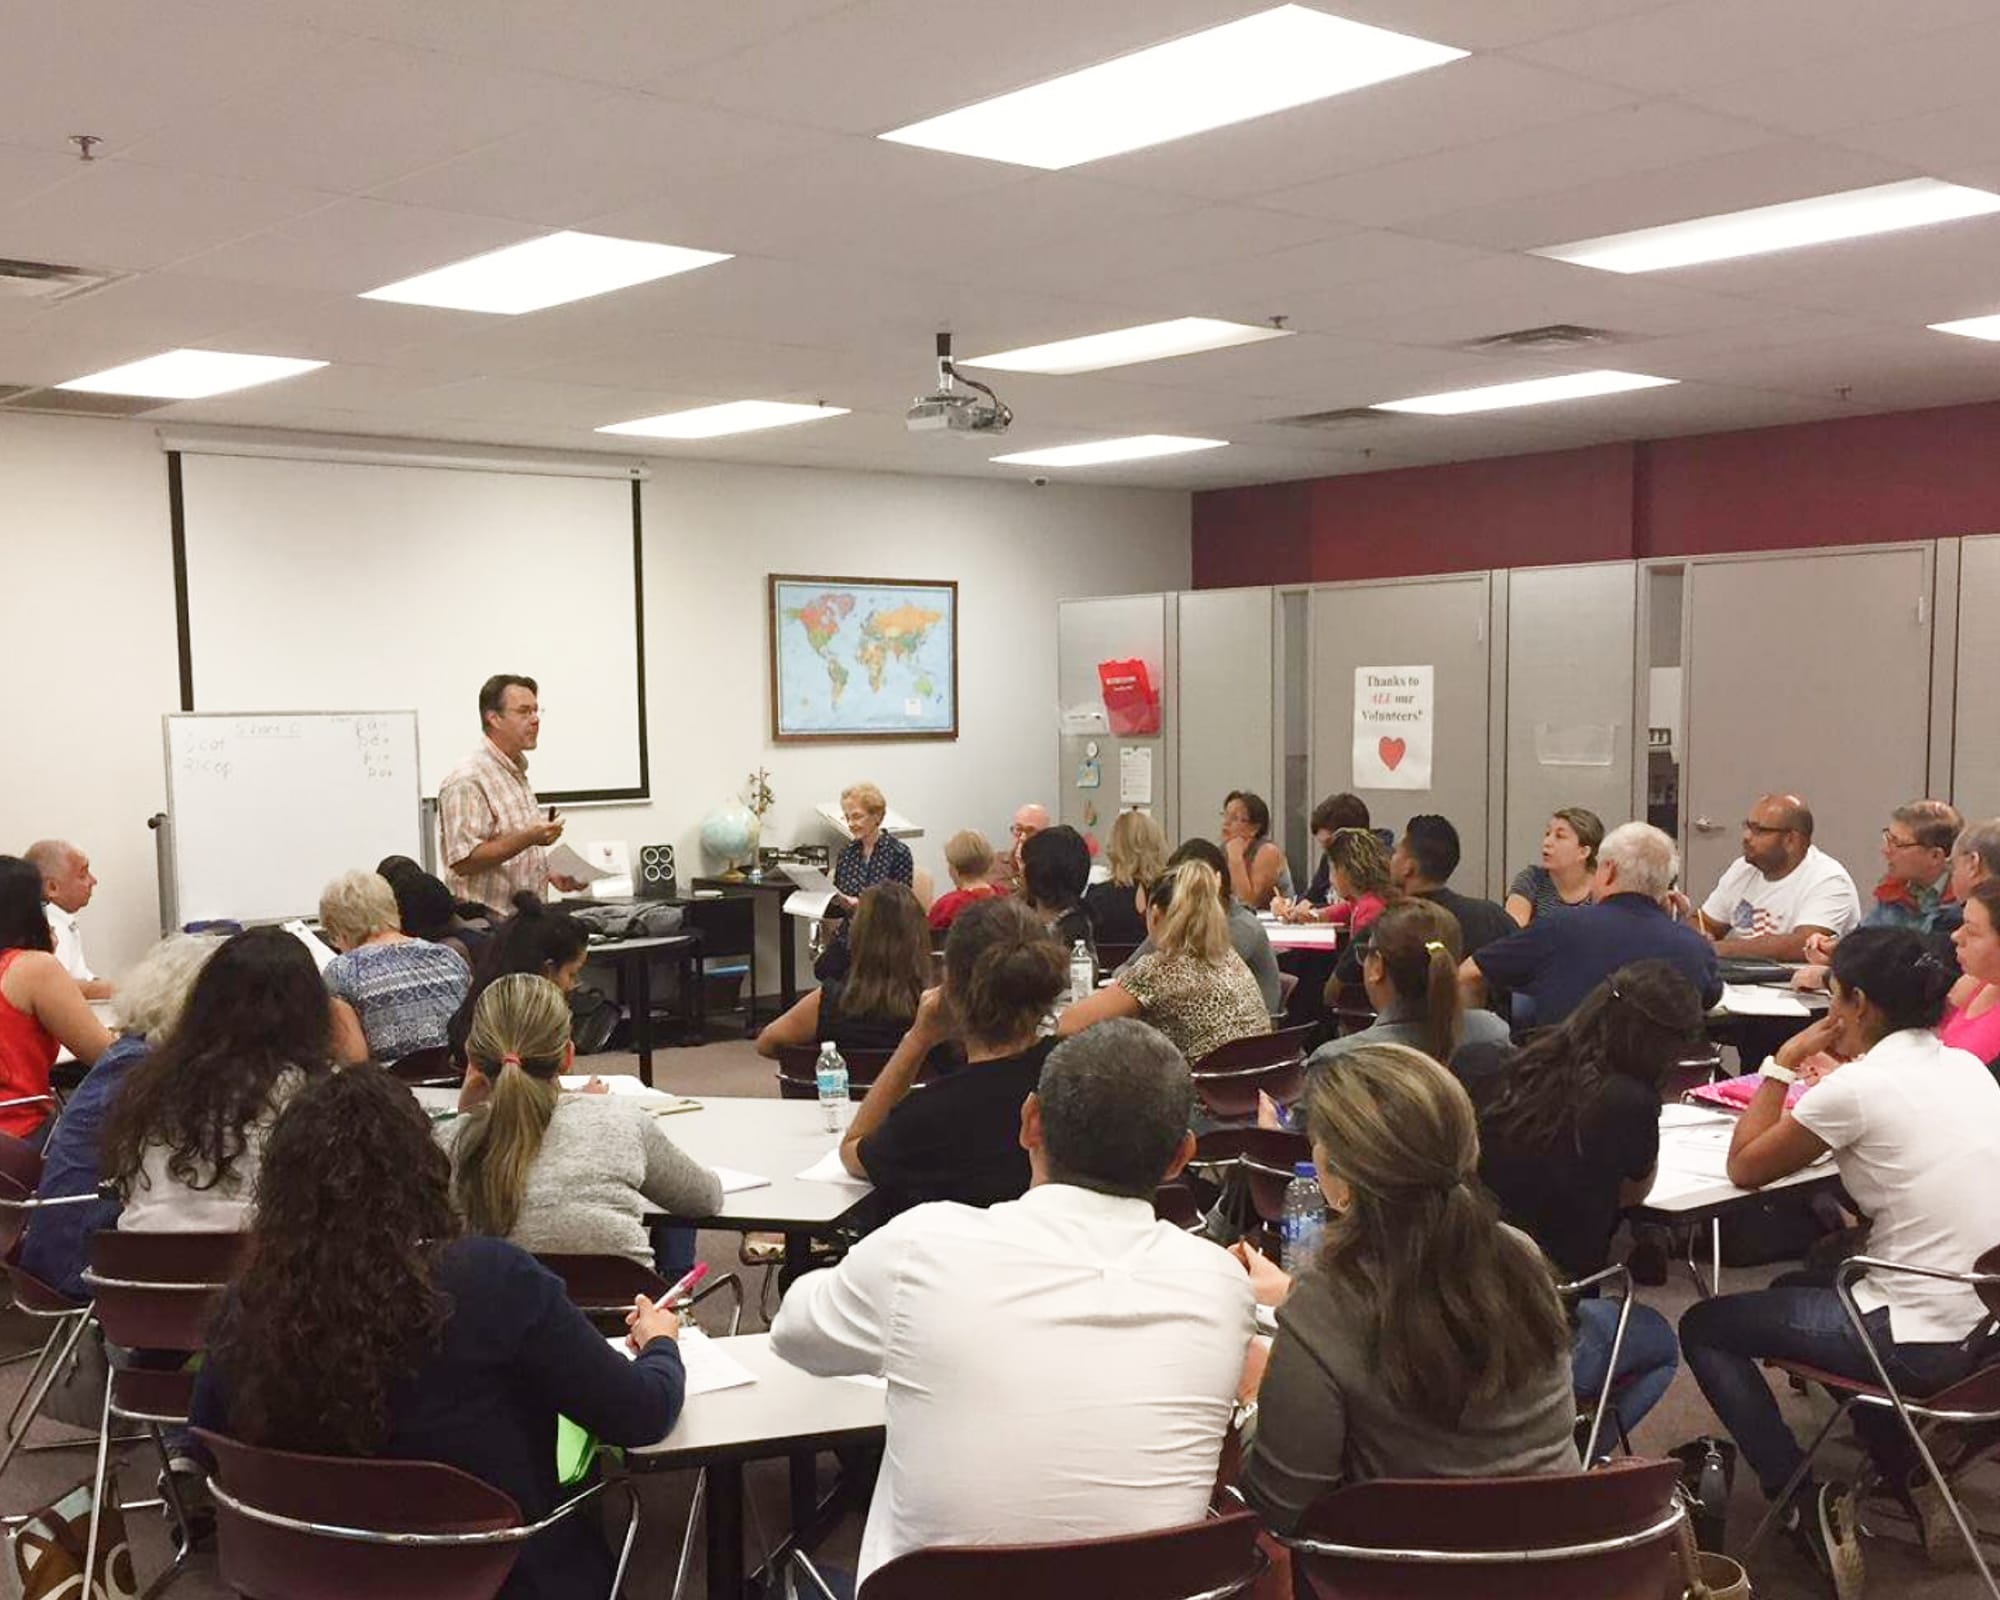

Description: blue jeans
[1573,1299,1679,1440]
[1680,1287,1985,1498]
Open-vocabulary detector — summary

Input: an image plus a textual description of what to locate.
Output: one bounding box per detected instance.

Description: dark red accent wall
[1193,399,2000,583]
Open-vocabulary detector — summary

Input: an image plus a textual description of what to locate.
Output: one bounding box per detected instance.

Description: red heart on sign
[1379,736,1407,771]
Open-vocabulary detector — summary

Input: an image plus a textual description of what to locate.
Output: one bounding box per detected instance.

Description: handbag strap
[1672,1489,1713,1600]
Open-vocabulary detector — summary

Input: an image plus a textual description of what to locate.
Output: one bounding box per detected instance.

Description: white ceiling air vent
[0,257,124,303]
[1460,323,1623,353]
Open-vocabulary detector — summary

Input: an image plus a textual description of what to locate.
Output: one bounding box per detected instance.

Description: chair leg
[789,1549,841,1600]
[0,1314,75,1449]
[669,1468,707,1600]
[0,1312,93,1485]
[1890,1409,2000,1598]
[81,1376,115,1593]
[607,1478,641,1600]
[1744,1398,1851,1557]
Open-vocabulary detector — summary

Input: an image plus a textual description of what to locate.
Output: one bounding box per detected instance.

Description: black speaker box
[637,843,677,900]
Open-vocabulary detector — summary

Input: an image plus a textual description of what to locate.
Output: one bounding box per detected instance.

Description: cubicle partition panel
[1176,588,1279,860]
[1501,563,1639,892]
[1056,594,1176,852]
[1950,536,2000,819]
[1680,544,1935,901]
[1308,573,1496,895]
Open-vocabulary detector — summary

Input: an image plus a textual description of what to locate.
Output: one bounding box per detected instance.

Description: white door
[1681,546,1934,905]
[1309,574,1494,892]
[1953,536,2000,820]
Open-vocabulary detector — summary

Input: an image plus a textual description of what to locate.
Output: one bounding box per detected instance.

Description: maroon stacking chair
[81,1229,253,1594]
[1189,1025,1316,1121]
[0,1130,103,1481]
[1188,1128,1312,1252]
[773,1046,904,1100]
[534,1254,743,1335]
[1095,942,1141,975]
[1280,1457,1685,1600]
[1745,1244,2000,1596]
[387,1046,460,1087]
[194,1427,636,1600]
[792,1508,1266,1600]
[1153,1183,1204,1232]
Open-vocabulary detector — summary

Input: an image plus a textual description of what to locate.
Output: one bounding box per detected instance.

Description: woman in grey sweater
[1232,1043,1578,1532]
[444,974,721,1271]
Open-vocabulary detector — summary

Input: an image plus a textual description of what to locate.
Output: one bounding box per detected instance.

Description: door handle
[1693,817,1727,834]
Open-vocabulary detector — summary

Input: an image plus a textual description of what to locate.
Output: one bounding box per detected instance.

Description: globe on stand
[699,801,758,881]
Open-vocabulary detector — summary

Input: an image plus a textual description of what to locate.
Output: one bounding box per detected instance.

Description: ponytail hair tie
[1424,940,1448,955]
[500,1052,522,1068]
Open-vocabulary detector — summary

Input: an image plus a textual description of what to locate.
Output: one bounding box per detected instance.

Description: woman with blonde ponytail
[1058,859,1269,1060]
[446,974,722,1270]
[1306,900,1510,1089]
[1232,1045,1577,1533]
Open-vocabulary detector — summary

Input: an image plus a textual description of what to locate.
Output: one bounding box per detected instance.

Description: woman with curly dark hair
[101,926,333,1231]
[1478,960,1708,1440]
[191,1066,686,1600]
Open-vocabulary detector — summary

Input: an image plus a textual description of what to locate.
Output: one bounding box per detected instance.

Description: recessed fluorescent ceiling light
[362,231,731,314]
[1929,312,2000,341]
[1371,370,1677,416]
[993,435,1228,467]
[880,6,1465,170]
[597,401,849,440]
[1536,179,2000,274]
[965,317,1291,375]
[56,348,327,399]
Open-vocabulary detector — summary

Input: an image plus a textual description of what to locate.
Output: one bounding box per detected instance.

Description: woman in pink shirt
[0,857,113,1141]
[1944,879,2000,1073]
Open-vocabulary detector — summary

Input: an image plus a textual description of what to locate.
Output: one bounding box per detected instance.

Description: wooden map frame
[767,573,960,743]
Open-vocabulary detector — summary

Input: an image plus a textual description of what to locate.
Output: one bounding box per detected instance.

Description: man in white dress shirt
[25,840,112,999]
[771,1020,1253,1584]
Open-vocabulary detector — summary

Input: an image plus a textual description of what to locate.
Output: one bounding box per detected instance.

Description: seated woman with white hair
[319,869,472,1065]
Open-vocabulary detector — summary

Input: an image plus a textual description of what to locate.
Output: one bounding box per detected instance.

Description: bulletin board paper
[1352,666,1433,790]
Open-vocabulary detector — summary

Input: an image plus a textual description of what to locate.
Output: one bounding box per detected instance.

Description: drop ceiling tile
[1824,101,2000,192]
[1403,139,1917,253]
[1505,0,1997,94]
[1102,232,1498,324]
[0,1,340,146]
[523,332,850,395]
[1262,102,1774,229]
[0,143,95,211]
[370,95,836,226]
[171,199,531,295]
[117,37,610,194]
[0,162,337,272]
[994,206,1340,296]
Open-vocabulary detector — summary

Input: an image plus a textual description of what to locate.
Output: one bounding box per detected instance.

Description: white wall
[0,415,1190,980]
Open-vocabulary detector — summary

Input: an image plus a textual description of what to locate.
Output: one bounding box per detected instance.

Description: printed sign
[1353,665,1433,790]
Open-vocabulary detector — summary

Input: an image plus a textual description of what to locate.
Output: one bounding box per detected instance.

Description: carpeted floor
[2,1025,1988,1598]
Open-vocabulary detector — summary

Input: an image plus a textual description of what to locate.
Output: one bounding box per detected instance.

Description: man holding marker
[439,673,584,906]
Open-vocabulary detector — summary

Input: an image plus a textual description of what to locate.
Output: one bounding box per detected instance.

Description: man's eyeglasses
[1741,821,1793,836]
[1881,828,1927,850]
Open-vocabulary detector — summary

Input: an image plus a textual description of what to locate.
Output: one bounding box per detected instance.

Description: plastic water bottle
[815,1041,849,1132]
[1280,1162,1326,1275]
[1069,939,1095,1006]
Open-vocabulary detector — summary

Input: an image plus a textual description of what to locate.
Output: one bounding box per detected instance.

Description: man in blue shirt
[1461,822,1720,1030]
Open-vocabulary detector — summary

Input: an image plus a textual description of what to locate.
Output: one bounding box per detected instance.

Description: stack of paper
[797,1145,871,1187]
[607,1329,758,1396]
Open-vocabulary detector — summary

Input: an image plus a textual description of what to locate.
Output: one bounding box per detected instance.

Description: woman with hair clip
[838,898,1064,1210]
[1232,1044,1578,1532]
[103,925,334,1232]
[0,854,113,1140]
[1059,860,1270,1062]
[1478,960,1708,1443]
[446,894,590,1066]
[447,974,721,1272]
[191,1066,687,1600]
[757,882,932,1058]
[1680,927,2000,1585]
[1307,899,1509,1084]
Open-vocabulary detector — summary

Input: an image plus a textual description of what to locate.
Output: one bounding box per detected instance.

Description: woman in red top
[0,856,113,1140]
[927,830,1006,933]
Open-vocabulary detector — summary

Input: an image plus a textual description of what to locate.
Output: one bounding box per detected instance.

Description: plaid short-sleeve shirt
[439,738,548,908]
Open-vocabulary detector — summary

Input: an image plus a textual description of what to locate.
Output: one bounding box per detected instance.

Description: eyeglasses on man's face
[1741,820,1794,836]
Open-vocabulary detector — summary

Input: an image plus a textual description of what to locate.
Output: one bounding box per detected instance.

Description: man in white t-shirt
[25,840,112,1000]
[771,1020,1253,1585]
[1695,793,1860,961]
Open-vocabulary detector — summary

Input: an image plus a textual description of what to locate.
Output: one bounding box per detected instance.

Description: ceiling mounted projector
[906,331,1012,436]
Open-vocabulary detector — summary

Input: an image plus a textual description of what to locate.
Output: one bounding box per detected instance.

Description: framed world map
[768,574,959,743]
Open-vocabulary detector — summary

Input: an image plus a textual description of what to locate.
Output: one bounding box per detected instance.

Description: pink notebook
[1687,1073,1809,1112]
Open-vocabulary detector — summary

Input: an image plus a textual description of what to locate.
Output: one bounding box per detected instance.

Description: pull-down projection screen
[171,450,647,801]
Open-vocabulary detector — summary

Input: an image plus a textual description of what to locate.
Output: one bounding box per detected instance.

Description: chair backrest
[1190,1025,1316,1119]
[775,1045,903,1100]
[0,1132,42,1257]
[1153,1182,1203,1231]
[859,1509,1266,1600]
[1977,1242,2000,1319]
[1190,1129,1312,1224]
[533,1252,668,1315]
[1192,1024,1316,1078]
[84,1229,252,1351]
[389,1046,459,1086]
[1287,1458,1682,1600]
[194,1427,526,1600]
[1096,942,1140,973]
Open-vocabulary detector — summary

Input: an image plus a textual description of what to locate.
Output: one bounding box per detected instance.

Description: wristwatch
[1758,1056,1799,1086]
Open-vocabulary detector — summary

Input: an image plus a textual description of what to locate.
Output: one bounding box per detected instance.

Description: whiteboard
[164,712,425,926]
[174,451,644,799]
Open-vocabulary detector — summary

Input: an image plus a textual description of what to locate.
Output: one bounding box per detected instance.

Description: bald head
[1013,804,1050,835]
[1742,794,1813,879]
[1757,794,1814,839]
[26,840,94,913]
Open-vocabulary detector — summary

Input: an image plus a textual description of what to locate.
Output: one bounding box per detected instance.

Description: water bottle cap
[1293,1161,1316,1180]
